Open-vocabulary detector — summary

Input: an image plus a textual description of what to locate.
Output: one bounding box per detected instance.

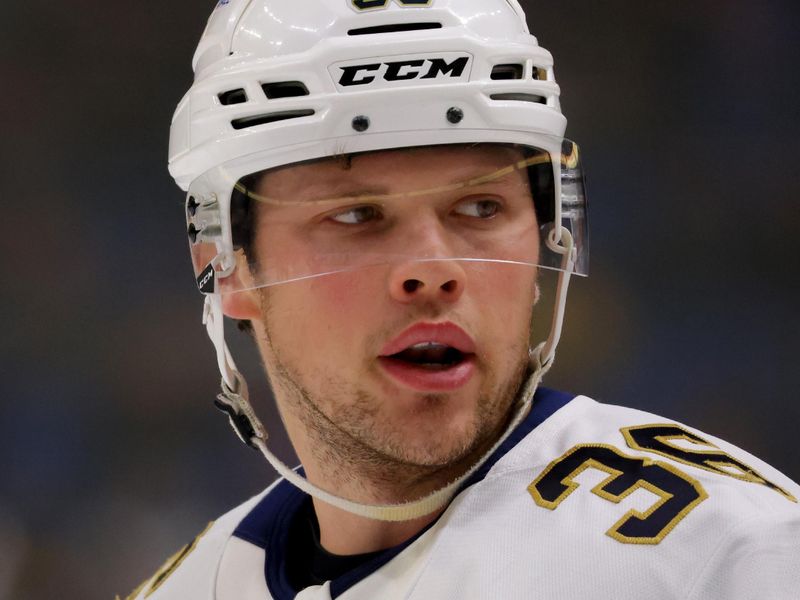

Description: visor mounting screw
[351,115,370,132]
[187,196,199,217]
[188,223,199,244]
[446,107,464,124]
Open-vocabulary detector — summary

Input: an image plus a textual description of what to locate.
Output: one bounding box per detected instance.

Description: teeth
[390,343,464,368]
[408,342,448,351]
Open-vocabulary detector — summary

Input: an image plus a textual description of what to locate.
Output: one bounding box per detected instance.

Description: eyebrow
[242,155,545,206]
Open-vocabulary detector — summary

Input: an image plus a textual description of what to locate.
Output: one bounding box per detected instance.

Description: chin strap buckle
[213,376,266,450]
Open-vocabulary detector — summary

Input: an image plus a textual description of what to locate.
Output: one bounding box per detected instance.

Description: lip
[379,322,477,357]
[377,322,477,392]
[377,356,476,392]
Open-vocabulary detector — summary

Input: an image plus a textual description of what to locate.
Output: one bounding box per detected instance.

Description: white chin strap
[202,230,576,522]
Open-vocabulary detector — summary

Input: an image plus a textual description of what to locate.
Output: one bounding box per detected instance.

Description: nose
[388,258,467,305]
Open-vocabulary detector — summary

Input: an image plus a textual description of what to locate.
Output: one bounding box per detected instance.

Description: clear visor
[188,141,587,295]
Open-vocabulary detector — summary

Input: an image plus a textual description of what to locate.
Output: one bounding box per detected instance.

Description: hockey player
[122,0,800,598]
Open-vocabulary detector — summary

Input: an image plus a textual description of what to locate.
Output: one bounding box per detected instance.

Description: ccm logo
[338,56,469,87]
[197,266,215,293]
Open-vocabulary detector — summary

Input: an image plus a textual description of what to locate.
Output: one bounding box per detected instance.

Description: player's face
[244,145,539,470]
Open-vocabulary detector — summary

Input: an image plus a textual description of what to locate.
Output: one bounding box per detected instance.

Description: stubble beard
[257,290,533,502]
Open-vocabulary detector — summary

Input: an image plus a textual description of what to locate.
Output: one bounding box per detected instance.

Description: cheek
[309,271,367,308]
[477,262,536,303]
[289,271,385,352]
[472,265,537,335]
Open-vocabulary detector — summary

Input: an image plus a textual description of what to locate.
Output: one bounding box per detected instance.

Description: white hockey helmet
[168,0,588,521]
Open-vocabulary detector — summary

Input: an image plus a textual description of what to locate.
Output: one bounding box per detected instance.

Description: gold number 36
[528,424,796,545]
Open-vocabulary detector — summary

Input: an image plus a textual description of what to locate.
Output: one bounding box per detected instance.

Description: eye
[328,205,383,225]
[454,197,502,219]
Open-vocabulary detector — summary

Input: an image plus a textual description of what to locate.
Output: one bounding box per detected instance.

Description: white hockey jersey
[121,389,800,599]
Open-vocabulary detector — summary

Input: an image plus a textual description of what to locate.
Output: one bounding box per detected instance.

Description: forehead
[253,144,530,199]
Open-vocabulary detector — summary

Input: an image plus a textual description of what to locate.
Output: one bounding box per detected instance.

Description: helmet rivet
[187,196,199,217]
[352,115,370,132]
[446,107,464,124]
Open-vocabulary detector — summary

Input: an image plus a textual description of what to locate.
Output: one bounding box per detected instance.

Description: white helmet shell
[168,0,565,191]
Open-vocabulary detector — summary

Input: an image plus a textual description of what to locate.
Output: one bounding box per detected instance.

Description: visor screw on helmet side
[446,107,464,124]
[187,196,199,217]
[351,115,370,132]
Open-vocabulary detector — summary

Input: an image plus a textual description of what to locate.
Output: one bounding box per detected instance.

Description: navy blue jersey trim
[329,517,437,597]
[233,387,575,600]
[235,471,308,600]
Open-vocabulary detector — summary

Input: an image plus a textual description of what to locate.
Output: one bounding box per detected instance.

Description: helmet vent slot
[532,66,548,81]
[231,109,315,130]
[218,88,248,105]
[347,22,442,36]
[491,64,524,80]
[261,81,309,100]
[489,93,546,105]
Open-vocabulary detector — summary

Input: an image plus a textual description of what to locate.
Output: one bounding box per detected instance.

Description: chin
[382,407,485,467]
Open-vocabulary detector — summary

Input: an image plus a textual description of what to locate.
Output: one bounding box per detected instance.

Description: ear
[221,288,261,321]
[220,252,262,321]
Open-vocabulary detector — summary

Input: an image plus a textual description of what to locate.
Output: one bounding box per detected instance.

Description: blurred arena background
[1,1,798,598]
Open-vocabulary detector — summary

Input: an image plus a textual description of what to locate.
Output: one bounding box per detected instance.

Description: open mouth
[385,342,468,370]
[377,322,477,391]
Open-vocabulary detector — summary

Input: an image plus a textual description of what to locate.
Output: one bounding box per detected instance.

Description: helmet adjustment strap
[535,226,576,368]
[214,375,266,450]
[203,295,267,447]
